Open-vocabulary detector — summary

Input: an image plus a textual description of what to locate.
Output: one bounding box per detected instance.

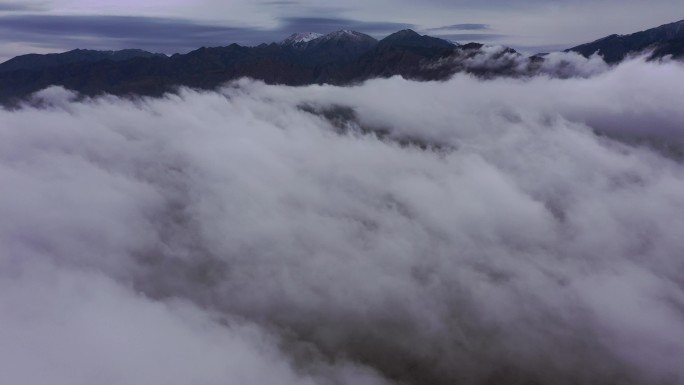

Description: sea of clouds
[1,56,684,385]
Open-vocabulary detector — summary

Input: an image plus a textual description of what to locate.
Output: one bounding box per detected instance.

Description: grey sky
[0,0,682,61]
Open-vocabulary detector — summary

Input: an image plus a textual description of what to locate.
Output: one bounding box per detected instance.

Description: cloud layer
[2,58,684,385]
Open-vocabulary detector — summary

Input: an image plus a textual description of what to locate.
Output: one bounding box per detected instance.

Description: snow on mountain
[281,32,324,45]
[280,30,377,49]
[318,30,375,42]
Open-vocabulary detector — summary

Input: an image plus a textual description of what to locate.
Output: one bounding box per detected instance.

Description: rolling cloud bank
[2,57,684,385]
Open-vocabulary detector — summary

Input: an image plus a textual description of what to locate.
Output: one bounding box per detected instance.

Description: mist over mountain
[2,17,684,385]
[1,19,682,104]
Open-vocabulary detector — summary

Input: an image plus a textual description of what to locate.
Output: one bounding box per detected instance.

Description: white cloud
[1,58,684,384]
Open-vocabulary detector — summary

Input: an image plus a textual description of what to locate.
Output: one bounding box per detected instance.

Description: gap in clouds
[1,57,684,385]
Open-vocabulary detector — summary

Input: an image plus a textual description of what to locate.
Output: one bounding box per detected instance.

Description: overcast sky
[0,0,682,61]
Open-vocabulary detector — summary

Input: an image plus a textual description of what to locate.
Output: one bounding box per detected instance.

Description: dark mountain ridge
[0,48,165,73]
[0,29,463,104]
[567,19,684,63]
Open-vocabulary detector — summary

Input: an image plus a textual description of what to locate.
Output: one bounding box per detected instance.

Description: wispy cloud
[0,1,47,12]
[259,0,300,5]
[436,33,506,42]
[0,15,269,53]
[425,23,490,31]
[279,17,414,34]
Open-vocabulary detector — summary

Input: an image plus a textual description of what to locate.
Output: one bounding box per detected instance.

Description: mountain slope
[302,30,379,64]
[0,49,165,73]
[280,32,324,46]
[378,29,454,49]
[567,20,684,63]
[352,29,457,80]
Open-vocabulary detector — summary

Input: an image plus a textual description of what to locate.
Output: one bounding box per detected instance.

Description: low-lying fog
[1,55,684,385]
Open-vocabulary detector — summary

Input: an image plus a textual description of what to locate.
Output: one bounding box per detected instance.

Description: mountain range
[0,19,682,105]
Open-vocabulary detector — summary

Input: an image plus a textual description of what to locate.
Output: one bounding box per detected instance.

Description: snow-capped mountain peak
[281,32,324,45]
[321,30,372,41]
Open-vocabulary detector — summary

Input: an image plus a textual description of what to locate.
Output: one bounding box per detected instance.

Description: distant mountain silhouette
[0,49,165,73]
[567,19,684,63]
[378,29,455,49]
[1,20,683,105]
